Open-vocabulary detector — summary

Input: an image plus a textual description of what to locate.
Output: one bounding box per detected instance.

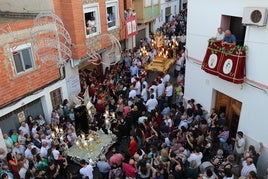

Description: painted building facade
[154,0,182,31]
[185,0,268,176]
[0,0,131,133]
[0,10,70,133]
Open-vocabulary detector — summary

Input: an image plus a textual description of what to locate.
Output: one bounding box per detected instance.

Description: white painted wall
[0,0,54,13]
[65,63,81,97]
[0,129,7,154]
[185,0,268,177]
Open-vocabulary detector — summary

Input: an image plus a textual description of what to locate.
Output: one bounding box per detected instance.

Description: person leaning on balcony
[214,27,225,41]
[223,29,236,46]
[87,16,96,34]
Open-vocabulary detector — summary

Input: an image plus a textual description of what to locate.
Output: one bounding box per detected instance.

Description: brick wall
[0,20,61,107]
[54,0,88,60]
[54,0,127,59]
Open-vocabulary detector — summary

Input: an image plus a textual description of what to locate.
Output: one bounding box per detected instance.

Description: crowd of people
[0,7,266,179]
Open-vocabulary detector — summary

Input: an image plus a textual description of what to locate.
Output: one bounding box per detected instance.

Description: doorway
[230,16,246,46]
[221,15,246,46]
[214,91,242,139]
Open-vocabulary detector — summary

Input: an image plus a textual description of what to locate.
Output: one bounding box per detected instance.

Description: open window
[106,1,118,29]
[84,5,100,36]
[11,43,35,74]
[221,15,246,46]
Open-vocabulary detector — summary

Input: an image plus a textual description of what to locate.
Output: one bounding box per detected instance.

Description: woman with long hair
[6,152,19,179]
[137,157,151,179]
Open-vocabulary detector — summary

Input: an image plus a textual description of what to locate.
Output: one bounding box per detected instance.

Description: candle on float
[51,132,55,138]
[83,140,88,147]
[55,126,59,133]
[111,112,115,119]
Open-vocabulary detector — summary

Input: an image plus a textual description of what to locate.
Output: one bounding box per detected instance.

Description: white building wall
[185,0,268,177]
[154,0,180,32]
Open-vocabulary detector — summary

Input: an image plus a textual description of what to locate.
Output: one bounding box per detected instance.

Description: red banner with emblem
[201,40,247,84]
[125,16,138,39]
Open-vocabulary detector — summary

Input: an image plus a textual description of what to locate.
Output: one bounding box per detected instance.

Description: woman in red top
[129,135,138,156]
[6,152,19,179]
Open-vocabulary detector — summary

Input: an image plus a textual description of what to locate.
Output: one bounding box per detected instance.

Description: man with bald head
[223,30,236,45]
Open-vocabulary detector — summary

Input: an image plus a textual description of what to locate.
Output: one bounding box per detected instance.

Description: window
[84,5,100,36]
[50,88,62,110]
[106,1,118,29]
[11,43,34,74]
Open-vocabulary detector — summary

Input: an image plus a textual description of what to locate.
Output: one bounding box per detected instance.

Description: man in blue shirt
[223,30,236,45]
[129,62,139,76]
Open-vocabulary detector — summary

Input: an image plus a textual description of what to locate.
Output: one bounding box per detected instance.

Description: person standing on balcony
[214,27,225,41]
[223,30,236,46]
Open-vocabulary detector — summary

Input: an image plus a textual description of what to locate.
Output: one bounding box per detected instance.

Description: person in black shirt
[45,161,62,179]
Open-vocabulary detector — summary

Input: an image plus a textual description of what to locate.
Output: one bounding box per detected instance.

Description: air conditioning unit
[242,7,268,26]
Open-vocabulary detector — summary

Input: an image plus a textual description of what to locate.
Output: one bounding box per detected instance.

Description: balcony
[133,0,160,24]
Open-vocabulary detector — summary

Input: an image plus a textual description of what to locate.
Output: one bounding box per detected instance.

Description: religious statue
[154,31,164,50]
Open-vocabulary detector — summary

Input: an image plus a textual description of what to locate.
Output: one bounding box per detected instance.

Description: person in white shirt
[141,77,148,89]
[51,145,67,166]
[232,131,246,164]
[19,122,30,136]
[18,158,29,179]
[134,78,141,96]
[31,122,38,136]
[214,27,225,41]
[162,73,170,85]
[66,129,77,146]
[163,115,173,129]
[165,82,173,107]
[178,33,186,45]
[178,114,188,130]
[128,85,137,99]
[141,84,148,102]
[149,82,157,95]
[24,144,39,160]
[40,141,49,158]
[138,111,148,125]
[87,16,96,34]
[40,133,52,147]
[156,79,165,98]
[12,142,25,156]
[187,146,203,167]
[145,94,158,113]
[240,157,257,177]
[175,53,185,77]
[80,159,94,179]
